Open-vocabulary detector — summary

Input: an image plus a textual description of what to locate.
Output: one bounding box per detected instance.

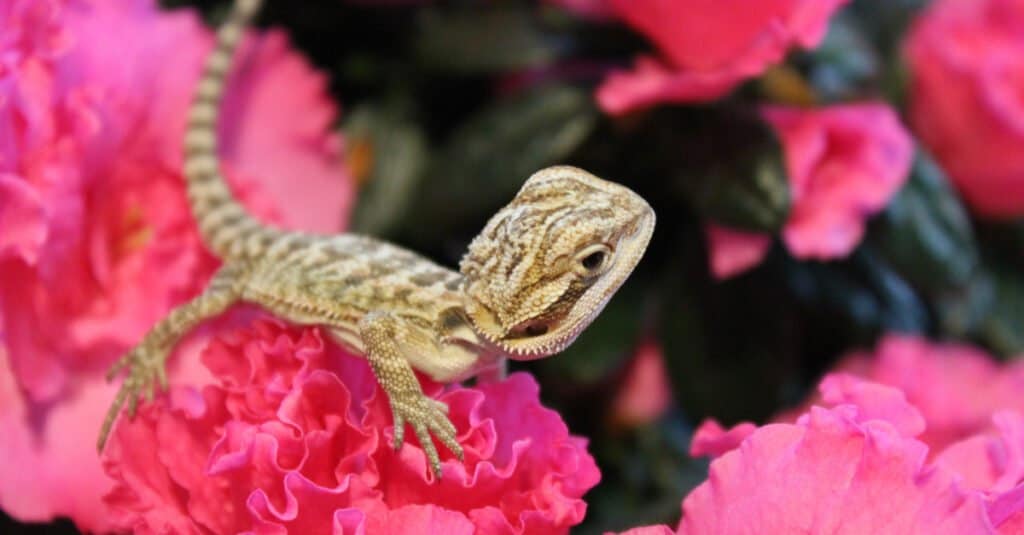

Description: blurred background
[6,0,1024,532]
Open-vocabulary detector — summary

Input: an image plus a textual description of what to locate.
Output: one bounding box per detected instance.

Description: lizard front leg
[350,311,464,478]
[97,266,242,451]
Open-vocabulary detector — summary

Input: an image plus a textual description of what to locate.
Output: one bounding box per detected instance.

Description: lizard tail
[183,0,283,260]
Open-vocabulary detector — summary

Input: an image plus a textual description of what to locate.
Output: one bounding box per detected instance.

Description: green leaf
[676,111,791,232]
[801,15,881,101]
[871,151,978,292]
[415,6,559,73]
[786,247,929,335]
[345,101,429,238]
[658,231,800,424]
[940,260,1024,358]
[981,264,1024,356]
[402,84,598,245]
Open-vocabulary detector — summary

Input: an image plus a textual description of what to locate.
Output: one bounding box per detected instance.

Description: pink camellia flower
[707,103,913,279]
[0,0,352,531]
[102,310,600,534]
[576,0,849,114]
[905,0,1024,218]
[620,372,1024,534]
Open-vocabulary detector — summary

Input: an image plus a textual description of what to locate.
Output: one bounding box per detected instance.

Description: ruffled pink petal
[0,0,353,529]
[102,314,599,534]
[834,335,1024,452]
[690,420,757,459]
[704,225,772,280]
[818,373,926,437]
[367,505,475,535]
[680,405,994,534]
[935,411,1024,494]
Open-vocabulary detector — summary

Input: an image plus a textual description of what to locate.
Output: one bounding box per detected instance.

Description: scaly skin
[98,0,656,479]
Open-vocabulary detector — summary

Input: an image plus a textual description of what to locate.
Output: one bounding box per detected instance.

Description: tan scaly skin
[97,0,656,479]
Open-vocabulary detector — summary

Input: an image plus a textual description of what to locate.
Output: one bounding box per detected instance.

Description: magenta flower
[0,0,352,530]
[102,311,601,534]
[611,335,1024,534]
[549,0,849,114]
[619,373,1024,533]
[707,102,913,279]
[905,0,1024,218]
[683,397,1005,534]
[800,334,1024,454]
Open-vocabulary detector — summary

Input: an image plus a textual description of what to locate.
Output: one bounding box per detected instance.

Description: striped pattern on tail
[183,0,285,260]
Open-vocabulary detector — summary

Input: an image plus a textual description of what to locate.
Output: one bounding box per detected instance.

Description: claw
[414,423,442,478]
[388,394,461,480]
[392,410,406,450]
[106,354,131,381]
[127,383,140,417]
[97,343,169,453]
[157,365,168,391]
[97,386,129,452]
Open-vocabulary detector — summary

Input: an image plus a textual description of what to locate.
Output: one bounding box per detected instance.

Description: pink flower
[818,334,1024,453]
[618,334,1024,534]
[588,0,849,114]
[905,0,1024,218]
[708,103,913,279]
[637,373,1024,534]
[102,311,600,534]
[681,399,1001,534]
[611,341,673,427]
[0,0,352,530]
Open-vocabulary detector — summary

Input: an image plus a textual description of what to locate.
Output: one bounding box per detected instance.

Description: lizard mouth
[496,209,655,360]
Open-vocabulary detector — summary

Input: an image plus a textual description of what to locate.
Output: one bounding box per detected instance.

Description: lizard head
[460,166,655,359]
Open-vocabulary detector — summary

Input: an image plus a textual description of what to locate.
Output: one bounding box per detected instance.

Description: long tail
[183,0,284,260]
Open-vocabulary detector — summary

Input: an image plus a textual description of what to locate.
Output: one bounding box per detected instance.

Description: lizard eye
[574,244,612,277]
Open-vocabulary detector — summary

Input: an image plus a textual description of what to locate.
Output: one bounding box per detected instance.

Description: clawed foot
[390,392,463,479]
[97,343,169,452]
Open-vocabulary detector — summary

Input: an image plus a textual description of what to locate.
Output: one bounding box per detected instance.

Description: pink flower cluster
[550,0,850,114]
[707,103,914,279]
[551,1,915,273]
[103,310,600,534]
[0,0,351,531]
[615,335,1024,534]
[905,0,1024,218]
[0,1,602,533]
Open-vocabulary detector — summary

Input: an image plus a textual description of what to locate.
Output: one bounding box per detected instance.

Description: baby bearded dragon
[97,0,655,478]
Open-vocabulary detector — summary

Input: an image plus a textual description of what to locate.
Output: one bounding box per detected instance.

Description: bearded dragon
[97,0,655,478]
